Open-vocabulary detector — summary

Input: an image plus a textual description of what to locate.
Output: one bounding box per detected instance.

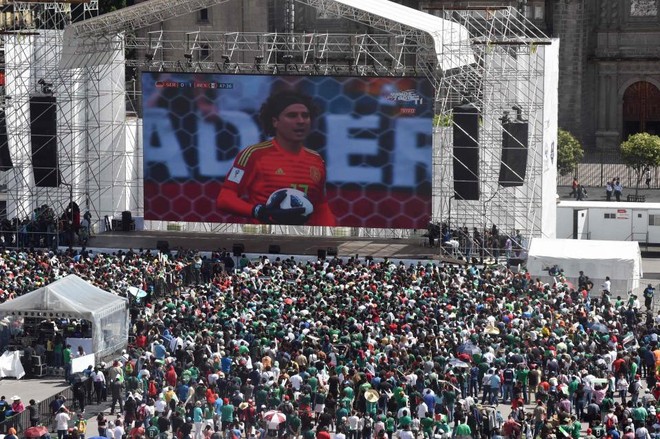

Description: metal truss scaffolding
[431,7,558,250]
[0,0,557,247]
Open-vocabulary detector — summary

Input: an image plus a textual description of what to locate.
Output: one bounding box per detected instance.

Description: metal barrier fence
[557,150,659,189]
[0,386,73,434]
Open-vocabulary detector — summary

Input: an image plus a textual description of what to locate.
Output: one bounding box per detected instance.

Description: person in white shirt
[416,401,429,420]
[113,420,124,439]
[347,412,360,439]
[602,276,611,293]
[398,427,414,439]
[290,373,303,391]
[92,368,107,404]
[154,395,167,414]
[55,407,71,439]
[105,421,115,439]
[635,425,650,439]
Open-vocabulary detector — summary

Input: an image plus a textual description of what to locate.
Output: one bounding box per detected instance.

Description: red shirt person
[217,91,336,226]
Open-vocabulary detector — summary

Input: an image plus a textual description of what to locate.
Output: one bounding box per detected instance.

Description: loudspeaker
[317,249,327,259]
[232,243,244,257]
[327,247,338,257]
[508,257,525,267]
[30,95,61,187]
[0,113,12,171]
[121,211,132,232]
[156,240,169,253]
[268,244,281,254]
[452,104,480,200]
[498,121,529,187]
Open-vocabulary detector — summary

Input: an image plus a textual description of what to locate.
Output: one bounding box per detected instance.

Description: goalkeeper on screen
[216,90,336,226]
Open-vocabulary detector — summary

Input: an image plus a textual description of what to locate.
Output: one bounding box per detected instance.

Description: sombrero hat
[484,326,500,335]
[364,389,379,403]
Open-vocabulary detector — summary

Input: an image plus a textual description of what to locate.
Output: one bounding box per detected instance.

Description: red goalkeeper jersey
[217,139,336,226]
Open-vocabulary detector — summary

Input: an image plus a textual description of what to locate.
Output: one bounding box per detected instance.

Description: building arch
[619,79,660,140]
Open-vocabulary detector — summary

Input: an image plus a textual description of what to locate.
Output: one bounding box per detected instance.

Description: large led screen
[142,73,433,228]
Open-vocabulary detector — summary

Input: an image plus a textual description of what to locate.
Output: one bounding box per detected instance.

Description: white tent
[526,238,643,295]
[0,274,129,357]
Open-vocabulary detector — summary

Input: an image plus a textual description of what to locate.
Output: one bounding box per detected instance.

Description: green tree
[557,129,584,177]
[99,0,127,14]
[620,132,660,196]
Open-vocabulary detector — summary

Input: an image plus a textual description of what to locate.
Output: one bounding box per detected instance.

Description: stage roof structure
[61,0,474,71]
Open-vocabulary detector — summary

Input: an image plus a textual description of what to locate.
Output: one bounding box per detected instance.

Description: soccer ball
[267,188,314,217]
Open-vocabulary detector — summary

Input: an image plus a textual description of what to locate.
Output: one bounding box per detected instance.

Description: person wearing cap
[76,412,88,439]
[10,396,24,416]
[644,284,655,310]
[216,90,336,227]
[221,399,235,432]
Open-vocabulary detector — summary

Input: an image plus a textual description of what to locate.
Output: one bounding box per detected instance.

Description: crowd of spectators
[0,247,660,439]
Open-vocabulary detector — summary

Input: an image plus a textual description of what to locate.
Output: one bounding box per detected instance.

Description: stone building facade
[136,0,660,152]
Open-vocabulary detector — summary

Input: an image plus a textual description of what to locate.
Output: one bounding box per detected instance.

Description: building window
[649,214,660,225]
[198,8,210,23]
[630,0,658,17]
[199,44,211,62]
[604,213,615,219]
[534,5,545,20]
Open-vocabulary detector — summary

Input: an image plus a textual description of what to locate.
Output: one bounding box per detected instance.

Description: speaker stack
[30,95,61,187]
[232,243,245,257]
[498,108,529,187]
[452,104,480,200]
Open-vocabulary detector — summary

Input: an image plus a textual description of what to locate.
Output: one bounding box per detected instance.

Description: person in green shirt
[442,385,456,423]
[632,402,647,427]
[384,413,395,438]
[516,365,530,403]
[221,402,235,430]
[570,415,581,439]
[287,412,301,437]
[203,403,214,427]
[398,410,412,429]
[63,344,72,381]
[420,415,435,439]
[301,428,315,439]
[146,419,160,439]
[53,340,63,368]
[336,404,349,431]
[454,420,471,439]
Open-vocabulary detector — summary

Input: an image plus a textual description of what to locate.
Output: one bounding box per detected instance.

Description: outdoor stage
[89,230,447,261]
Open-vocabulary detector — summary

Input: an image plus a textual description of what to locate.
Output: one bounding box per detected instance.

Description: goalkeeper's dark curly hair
[259,90,318,136]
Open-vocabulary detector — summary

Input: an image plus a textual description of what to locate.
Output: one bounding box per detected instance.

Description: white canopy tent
[526,238,643,296]
[0,274,129,357]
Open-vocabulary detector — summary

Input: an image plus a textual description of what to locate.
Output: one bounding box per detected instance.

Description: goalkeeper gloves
[253,190,308,225]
